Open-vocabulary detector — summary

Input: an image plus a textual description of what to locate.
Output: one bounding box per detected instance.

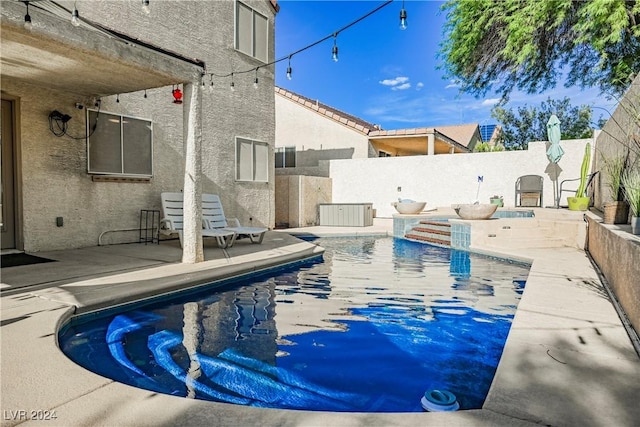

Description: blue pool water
[59,237,529,413]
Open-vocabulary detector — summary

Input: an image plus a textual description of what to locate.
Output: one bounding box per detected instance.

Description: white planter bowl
[453,204,497,220]
[394,201,426,214]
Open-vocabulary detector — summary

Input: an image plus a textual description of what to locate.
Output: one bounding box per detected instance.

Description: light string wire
[206,0,395,82]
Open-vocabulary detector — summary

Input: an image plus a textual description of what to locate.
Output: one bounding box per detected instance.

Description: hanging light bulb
[253,68,259,89]
[23,1,32,30]
[143,90,148,99]
[286,57,292,81]
[399,1,407,30]
[332,34,339,62]
[71,3,81,27]
[142,0,150,15]
[116,94,120,103]
[209,75,215,93]
[230,73,235,92]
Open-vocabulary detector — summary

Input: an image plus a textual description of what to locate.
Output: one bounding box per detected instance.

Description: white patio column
[427,132,435,155]
[182,79,204,263]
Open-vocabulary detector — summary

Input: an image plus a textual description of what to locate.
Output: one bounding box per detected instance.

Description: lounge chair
[159,192,236,248]
[202,194,267,244]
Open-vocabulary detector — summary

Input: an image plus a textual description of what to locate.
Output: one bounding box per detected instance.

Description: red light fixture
[172,87,183,104]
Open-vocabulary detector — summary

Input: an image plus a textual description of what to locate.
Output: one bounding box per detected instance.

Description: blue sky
[274,0,617,130]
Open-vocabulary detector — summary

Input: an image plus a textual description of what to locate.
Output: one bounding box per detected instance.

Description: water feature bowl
[453,203,497,220]
[394,201,427,214]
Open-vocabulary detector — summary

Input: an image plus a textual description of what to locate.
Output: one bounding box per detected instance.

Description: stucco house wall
[1,0,276,251]
[330,139,594,218]
[275,92,372,160]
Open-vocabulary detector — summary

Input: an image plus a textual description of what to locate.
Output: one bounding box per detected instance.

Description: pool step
[405,220,451,248]
[479,224,573,249]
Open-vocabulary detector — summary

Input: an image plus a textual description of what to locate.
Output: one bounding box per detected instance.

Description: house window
[275,146,296,168]
[87,110,153,177]
[236,1,269,63]
[236,137,269,182]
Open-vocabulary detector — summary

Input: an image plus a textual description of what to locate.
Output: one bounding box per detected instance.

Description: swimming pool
[59,237,529,413]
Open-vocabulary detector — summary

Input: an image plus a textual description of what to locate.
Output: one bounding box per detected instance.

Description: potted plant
[489,195,504,207]
[601,154,630,224]
[621,167,640,234]
[567,142,592,211]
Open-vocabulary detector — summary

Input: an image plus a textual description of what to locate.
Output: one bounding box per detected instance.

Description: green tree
[491,97,592,150]
[439,0,640,99]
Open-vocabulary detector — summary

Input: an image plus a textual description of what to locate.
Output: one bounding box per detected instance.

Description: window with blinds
[236,137,269,182]
[87,110,153,177]
[235,1,269,63]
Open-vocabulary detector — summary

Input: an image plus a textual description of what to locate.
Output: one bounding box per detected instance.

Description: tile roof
[435,124,481,148]
[275,87,480,147]
[275,87,378,135]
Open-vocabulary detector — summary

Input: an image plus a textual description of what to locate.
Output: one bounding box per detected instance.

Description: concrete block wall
[275,175,331,228]
[330,139,593,218]
[587,216,640,337]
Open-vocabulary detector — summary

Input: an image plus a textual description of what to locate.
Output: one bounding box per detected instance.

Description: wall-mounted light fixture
[172,86,183,104]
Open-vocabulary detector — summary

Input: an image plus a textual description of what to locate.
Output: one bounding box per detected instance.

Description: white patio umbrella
[546,114,564,207]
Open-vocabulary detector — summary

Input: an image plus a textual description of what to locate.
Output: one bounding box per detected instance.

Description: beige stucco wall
[275,94,372,159]
[275,175,331,228]
[2,0,276,251]
[330,139,594,217]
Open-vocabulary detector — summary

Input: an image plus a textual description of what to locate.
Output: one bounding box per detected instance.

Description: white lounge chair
[203,194,267,244]
[160,192,236,248]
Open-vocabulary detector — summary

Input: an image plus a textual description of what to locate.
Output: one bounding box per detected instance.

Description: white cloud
[481,98,500,106]
[445,80,461,89]
[416,82,424,91]
[379,76,410,87]
[392,83,411,91]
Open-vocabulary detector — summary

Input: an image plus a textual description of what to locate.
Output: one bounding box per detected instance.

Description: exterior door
[1,99,16,249]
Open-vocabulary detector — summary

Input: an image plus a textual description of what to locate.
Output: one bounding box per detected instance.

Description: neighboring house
[275,86,483,177]
[274,86,486,227]
[1,0,278,256]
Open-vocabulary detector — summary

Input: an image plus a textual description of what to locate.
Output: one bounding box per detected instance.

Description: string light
[116,94,120,103]
[332,34,339,62]
[399,0,407,30]
[209,75,214,93]
[142,0,150,15]
[71,2,80,27]
[286,57,292,80]
[230,73,235,92]
[144,89,147,99]
[200,1,394,89]
[23,1,32,30]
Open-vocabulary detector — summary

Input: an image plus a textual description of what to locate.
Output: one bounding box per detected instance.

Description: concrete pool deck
[1,215,639,427]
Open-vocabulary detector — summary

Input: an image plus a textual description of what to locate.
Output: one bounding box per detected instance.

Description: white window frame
[235,1,269,63]
[235,137,270,182]
[86,109,153,177]
[275,146,296,168]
